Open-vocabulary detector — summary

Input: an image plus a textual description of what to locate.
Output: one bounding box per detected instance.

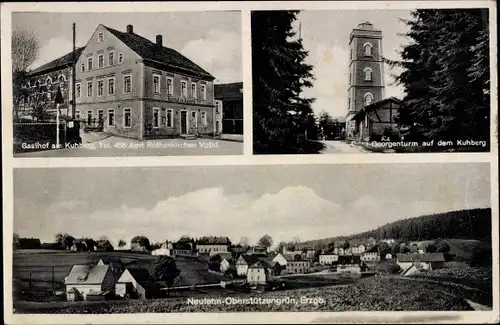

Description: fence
[13,120,81,153]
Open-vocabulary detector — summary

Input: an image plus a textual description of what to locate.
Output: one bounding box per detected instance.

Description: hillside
[303,208,491,248]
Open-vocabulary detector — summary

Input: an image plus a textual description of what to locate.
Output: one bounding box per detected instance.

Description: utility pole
[72,23,76,119]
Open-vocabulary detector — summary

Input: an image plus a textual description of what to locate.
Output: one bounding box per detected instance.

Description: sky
[11,11,242,84]
[295,10,412,118]
[13,164,490,247]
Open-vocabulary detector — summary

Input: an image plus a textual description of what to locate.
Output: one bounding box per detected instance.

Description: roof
[121,268,152,287]
[249,260,273,269]
[396,253,445,263]
[239,254,261,265]
[215,252,233,260]
[103,25,214,79]
[65,264,110,285]
[353,97,402,120]
[29,47,86,76]
[197,236,231,245]
[214,82,243,100]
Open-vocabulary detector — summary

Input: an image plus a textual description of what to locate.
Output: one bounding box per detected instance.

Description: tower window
[364,93,374,106]
[364,43,373,57]
[364,68,373,81]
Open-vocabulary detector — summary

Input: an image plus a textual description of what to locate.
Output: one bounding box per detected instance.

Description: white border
[1,1,499,324]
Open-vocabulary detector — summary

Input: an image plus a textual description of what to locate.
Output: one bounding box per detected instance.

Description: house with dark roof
[22,47,85,119]
[351,97,401,142]
[196,236,231,255]
[235,254,261,276]
[74,24,218,139]
[396,253,445,276]
[115,267,153,299]
[247,260,278,285]
[17,237,42,249]
[214,82,243,135]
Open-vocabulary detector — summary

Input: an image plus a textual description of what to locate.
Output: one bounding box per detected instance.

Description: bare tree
[12,28,40,119]
[12,28,40,73]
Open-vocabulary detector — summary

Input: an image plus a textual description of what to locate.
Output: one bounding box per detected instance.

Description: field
[14,276,477,313]
[12,250,227,301]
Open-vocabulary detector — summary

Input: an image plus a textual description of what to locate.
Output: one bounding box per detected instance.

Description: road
[14,132,243,157]
[318,140,368,154]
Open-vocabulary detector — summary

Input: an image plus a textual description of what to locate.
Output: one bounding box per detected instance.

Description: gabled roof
[214,252,233,261]
[103,25,214,80]
[197,236,231,245]
[28,47,86,76]
[65,264,110,285]
[214,82,243,100]
[120,267,152,288]
[249,260,273,269]
[239,254,261,266]
[353,97,402,120]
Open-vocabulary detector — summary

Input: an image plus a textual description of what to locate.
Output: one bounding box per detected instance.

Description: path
[317,140,368,154]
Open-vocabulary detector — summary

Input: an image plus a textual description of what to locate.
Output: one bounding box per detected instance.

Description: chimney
[156,34,163,47]
[126,24,133,34]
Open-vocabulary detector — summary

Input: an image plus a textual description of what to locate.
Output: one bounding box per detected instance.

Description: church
[345,22,400,141]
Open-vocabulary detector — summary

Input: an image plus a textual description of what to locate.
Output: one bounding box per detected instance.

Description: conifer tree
[387,9,489,146]
[252,11,319,154]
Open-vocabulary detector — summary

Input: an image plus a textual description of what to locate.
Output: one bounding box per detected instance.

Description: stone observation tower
[345,21,385,139]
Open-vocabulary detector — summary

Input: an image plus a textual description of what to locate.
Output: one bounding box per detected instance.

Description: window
[76,110,80,120]
[88,57,93,70]
[200,84,206,100]
[108,77,115,95]
[364,43,372,56]
[123,108,132,128]
[108,109,115,126]
[98,54,104,68]
[153,108,160,128]
[201,111,207,126]
[191,83,197,99]
[166,109,173,127]
[166,77,173,95]
[76,83,81,98]
[118,53,123,63]
[81,63,85,72]
[108,52,114,65]
[97,80,104,96]
[364,68,372,81]
[153,74,161,94]
[97,110,104,123]
[181,80,187,97]
[191,111,197,127]
[87,110,93,124]
[215,101,221,114]
[123,75,132,94]
[87,81,93,97]
[364,92,373,106]
[98,32,104,43]
[364,114,368,128]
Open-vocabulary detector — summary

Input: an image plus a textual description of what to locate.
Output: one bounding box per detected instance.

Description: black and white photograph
[11,11,244,157]
[11,163,493,313]
[252,9,491,154]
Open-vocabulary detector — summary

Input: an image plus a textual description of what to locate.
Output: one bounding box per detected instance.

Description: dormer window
[364,68,372,81]
[364,43,372,57]
[98,32,104,43]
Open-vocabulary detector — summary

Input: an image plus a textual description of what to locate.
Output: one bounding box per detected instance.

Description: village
[13,234,453,303]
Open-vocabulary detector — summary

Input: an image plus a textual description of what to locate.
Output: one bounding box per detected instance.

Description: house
[396,253,446,275]
[366,237,377,247]
[337,255,363,274]
[64,264,116,301]
[97,257,125,274]
[115,267,153,299]
[351,244,366,255]
[361,252,380,262]
[94,240,114,252]
[24,47,86,119]
[214,82,243,135]
[283,258,310,275]
[351,97,401,142]
[247,245,268,255]
[71,238,95,252]
[196,236,230,255]
[17,237,42,249]
[130,240,149,252]
[246,260,277,285]
[235,254,261,276]
[73,24,217,139]
[319,254,339,265]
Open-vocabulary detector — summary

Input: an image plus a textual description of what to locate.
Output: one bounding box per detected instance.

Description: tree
[131,236,151,251]
[277,241,286,254]
[342,240,350,250]
[252,10,319,154]
[99,235,109,241]
[13,233,20,249]
[12,28,40,119]
[318,111,338,140]
[118,239,127,248]
[55,233,74,250]
[437,241,451,253]
[239,236,249,247]
[386,9,489,146]
[257,234,273,250]
[152,256,180,293]
[426,243,438,253]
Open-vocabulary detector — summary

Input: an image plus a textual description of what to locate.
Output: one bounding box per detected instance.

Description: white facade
[272,254,287,267]
[285,260,310,274]
[319,254,339,265]
[115,269,147,299]
[152,248,172,256]
[361,252,380,262]
[197,244,228,254]
[220,259,230,272]
[351,245,366,254]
